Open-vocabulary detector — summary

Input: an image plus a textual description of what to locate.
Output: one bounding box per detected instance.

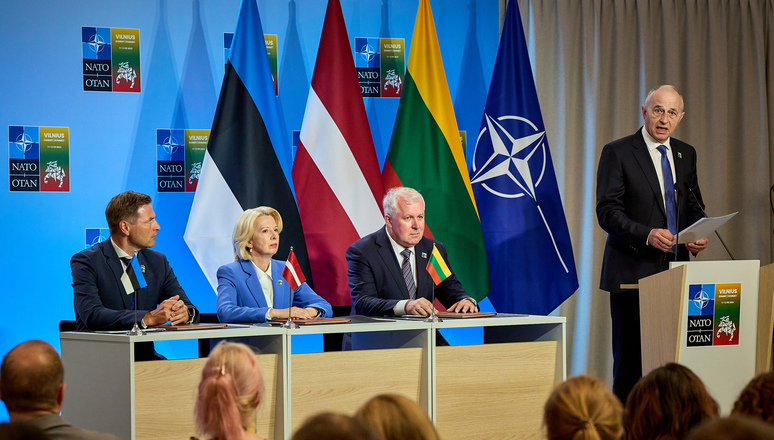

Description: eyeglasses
[650,107,681,119]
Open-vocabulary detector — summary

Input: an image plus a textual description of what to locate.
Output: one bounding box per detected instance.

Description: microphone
[682,183,735,260]
[674,186,680,262]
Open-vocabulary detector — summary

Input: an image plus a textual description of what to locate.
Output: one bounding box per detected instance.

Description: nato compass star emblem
[692,289,711,311]
[358,43,377,63]
[88,33,107,55]
[161,135,181,159]
[471,113,570,273]
[14,132,34,156]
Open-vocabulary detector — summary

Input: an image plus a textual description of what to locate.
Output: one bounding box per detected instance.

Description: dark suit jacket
[216,259,332,323]
[596,128,705,292]
[71,239,198,330]
[346,227,470,316]
[24,414,120,440]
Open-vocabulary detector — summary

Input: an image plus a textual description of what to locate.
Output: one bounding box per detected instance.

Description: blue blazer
[216,259,332,323]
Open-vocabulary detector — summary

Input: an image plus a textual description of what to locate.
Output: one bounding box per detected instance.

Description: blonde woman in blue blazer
[216,207,332,323]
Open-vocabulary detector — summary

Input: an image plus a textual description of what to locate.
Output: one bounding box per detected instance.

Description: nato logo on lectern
[82,27,141,92]
[687,283,741,347]
[8,126,70,192]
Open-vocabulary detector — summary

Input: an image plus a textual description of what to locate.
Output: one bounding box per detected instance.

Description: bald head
[0,340,64,414]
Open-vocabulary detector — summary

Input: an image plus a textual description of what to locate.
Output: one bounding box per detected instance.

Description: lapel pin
[140,265,146,273]
[278,280,283,285]
[421,252,427,259]
[677,152,682,159]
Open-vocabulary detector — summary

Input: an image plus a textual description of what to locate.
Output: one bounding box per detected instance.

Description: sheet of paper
[678,212,737,244]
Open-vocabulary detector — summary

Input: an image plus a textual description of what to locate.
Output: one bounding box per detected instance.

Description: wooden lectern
[637,260,774,413]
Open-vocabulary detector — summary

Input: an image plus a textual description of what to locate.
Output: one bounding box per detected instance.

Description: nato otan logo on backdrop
[156,129,208,192]
[8,126,70,192]
[85,228,110,248]
[354,37,405,98]
[224,33,279,95]
[686,283,741,347]
[82,27,141,92]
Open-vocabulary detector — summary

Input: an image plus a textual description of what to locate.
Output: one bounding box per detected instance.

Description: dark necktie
[400,249,416,300]
[121,257,136,310]
[657,145,677,250]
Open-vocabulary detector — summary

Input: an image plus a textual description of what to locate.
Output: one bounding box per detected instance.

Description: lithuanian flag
[426,244,451,286]
[383,0,490,301]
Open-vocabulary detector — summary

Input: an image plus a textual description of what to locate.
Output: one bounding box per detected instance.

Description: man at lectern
[71,191,198,359]
[346,186,478,317]
[596,85,709,403]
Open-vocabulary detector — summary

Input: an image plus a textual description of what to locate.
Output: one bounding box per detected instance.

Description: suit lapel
[239,260,267,308]
[102,239,132,309]
[631,131,667,218]
[375,228,410,298]
[270,260,290,309]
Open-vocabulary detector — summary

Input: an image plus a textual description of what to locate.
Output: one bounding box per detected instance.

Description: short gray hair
[383,187,424,218]
[644,85,684,112]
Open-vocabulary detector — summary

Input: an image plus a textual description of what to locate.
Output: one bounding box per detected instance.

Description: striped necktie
[400,249,416,300]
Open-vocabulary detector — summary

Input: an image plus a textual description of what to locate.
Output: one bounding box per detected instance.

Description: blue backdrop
[0,0,499,421]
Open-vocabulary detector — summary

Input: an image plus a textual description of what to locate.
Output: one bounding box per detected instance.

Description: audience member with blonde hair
[355,393,441,440]
[291,413,378,440]
[193,341,264,440]
[625,363,718,440]
[543,375,623,440]
[732,370,774,424]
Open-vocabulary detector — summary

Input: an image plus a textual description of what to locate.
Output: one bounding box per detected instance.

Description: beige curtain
[510,0,774,382]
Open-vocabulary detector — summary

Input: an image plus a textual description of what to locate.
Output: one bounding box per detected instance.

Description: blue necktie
[657,145,677,250]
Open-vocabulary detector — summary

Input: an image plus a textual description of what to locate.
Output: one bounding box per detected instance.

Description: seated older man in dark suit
[346,187,478,317]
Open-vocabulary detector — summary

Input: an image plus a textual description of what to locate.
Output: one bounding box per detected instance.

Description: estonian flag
[121,254,147,296]
[185,0,312,291]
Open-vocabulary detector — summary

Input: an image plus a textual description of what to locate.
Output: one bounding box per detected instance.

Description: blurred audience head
[686,415,774,440]
[194,341,263,440]
[732,370,774,424]
[543,375,623,440]
[291,412,378,440]
[625,363,718,440]
[0,340,64,416]
[355,393,440,440]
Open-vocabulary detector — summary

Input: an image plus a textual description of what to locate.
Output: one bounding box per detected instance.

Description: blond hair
[355,393,440,440]
[232,206,283,260]
[544,375,623,440]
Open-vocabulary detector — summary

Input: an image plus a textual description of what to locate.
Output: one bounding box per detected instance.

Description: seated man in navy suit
[71,191,198,358]
[346,187,478,316]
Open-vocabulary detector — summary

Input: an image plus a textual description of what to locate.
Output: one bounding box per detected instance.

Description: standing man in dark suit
[596,85,708,402]
[0,340,120,440]
[346,187,478,316]
[71,191,198,358]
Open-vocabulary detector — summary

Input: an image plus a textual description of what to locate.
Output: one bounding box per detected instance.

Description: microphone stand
[424,285,442,323]
[685,184,735,260]
[127,288,144,336]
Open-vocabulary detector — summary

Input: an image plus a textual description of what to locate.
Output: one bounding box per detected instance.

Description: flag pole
[424,244,443,323]
[281,246,300,329]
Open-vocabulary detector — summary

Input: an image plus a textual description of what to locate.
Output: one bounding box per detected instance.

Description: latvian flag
[281,248,306,291]
[185,0,312,291]
[426,244,451,286]
[292,0,385,306]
